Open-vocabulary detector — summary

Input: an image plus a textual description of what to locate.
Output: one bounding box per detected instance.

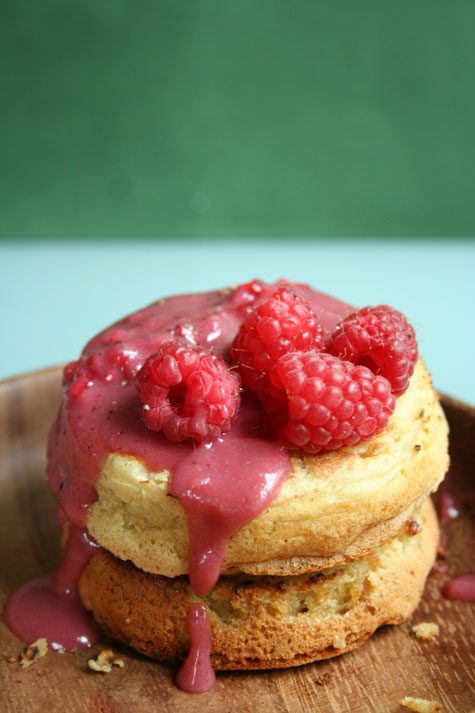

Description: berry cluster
[134,283,417,453]
[232,287,417,453]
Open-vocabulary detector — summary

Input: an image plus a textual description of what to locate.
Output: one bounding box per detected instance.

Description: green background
[2,0,474,238]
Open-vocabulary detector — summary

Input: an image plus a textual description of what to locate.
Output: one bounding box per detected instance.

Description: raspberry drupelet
[328,305,418,397]
[231,286,324,394]
[270,351,396,454]
[136,342,241,443]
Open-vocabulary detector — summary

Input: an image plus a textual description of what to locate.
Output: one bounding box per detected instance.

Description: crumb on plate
[411,622,440,641]
[315,671,331,686]
[19,638,48,669]
[88,649,125,673]
[399,696,442,712]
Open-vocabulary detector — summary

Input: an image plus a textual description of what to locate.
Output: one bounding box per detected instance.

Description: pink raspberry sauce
[435,480,475,602]
[442,574,475,602]
[4,281,351,691]
[4,526,101,650]
[175,604,216,692]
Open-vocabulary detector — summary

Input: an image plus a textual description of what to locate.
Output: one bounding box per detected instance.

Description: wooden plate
[1,368,474,713]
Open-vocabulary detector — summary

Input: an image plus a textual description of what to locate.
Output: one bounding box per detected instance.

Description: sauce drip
[437,488,460,527]
[170,395,290,595]
[434,478,475,598]
[4,281,351,688]
[4,525,101,650]
[433,484,460,574]
[175,604,216,692]
[443,574,475,602]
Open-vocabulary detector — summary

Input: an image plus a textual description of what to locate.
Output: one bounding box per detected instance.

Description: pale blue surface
[1,239,474,405]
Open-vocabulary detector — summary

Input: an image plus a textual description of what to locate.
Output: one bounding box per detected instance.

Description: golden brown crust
[86,361,449,578]
[79,498,438,670]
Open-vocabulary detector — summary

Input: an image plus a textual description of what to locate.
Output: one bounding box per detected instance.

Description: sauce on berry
[4,282,351,688]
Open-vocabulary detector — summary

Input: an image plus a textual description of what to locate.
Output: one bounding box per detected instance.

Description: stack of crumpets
[45,281,448,679]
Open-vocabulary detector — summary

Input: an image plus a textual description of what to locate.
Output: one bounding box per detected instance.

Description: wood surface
[0,367,474,713]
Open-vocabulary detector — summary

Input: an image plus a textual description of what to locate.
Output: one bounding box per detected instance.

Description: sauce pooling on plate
[443,574,475,602]
[4,526,101,650]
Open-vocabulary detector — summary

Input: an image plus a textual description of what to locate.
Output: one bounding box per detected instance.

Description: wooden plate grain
[0,368,474,713]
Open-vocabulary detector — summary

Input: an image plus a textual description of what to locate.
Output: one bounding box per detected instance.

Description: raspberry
[328,305,418,396]
[228,279,266,315]
[231,286,324,394]
[136,341,241,443]
[65,344,135,398]
[270,351,395,454]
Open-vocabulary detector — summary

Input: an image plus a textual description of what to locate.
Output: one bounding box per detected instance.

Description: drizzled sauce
[175,604,216,692]
[434,479,475,601]
[170,396,290,595]
[433,483,460,574]
[443,574,475,602]
[4,526,101,649]
[4,281,351,689]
